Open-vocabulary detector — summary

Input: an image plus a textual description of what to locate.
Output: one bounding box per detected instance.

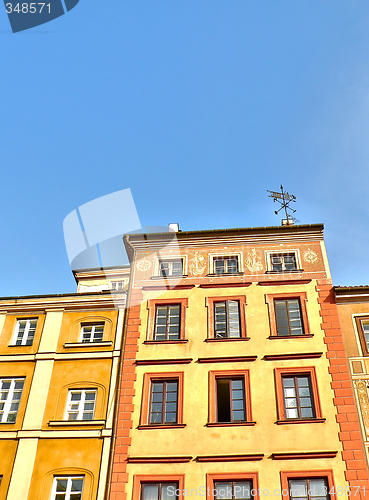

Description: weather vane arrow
[267,185,298,225]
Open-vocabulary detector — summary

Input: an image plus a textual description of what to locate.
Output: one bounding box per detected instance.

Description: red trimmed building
[107,223,369,500]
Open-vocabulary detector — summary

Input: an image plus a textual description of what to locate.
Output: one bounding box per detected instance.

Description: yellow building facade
[335,285,369,470]
[0,266,129,499]
[108,224,369,500]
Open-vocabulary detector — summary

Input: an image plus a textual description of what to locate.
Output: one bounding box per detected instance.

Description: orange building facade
[0,266,129,499]
[335,285,369,470]
[108,224,369,500]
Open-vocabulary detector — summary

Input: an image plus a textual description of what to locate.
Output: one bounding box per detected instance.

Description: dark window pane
[214,259,225,274]
[234,482,252,500]
[162,484,178,500]
[71,479,83,491]
[216,379,231,422]
[214,483,232,500]
[56,480,68,492]
[142,484,159,500]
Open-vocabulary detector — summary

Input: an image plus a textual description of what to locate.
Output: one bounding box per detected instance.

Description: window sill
[276,418,326,425]
[205,337,250,342]
[48,419,106,427]
[206,422,257,427]
[8,344,34,347]
[151,275,188,279]
[143,340,188,345]
[207,273,244,277]
[268,334,314,340]
[198,356,257,363]
[64,341,113,348]
[138,424,186,430]
[265,269,304,274]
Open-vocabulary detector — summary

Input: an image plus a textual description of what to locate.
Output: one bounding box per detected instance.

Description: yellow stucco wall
[336,302,369,359]
[42,358,112,426]
[0,313,46,354]
[27,438,103,499]
[0,440,18,500]
[125,279,348,495]
[56,310,118,349]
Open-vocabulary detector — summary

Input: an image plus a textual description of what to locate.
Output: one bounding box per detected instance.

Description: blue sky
[1,0,369,296]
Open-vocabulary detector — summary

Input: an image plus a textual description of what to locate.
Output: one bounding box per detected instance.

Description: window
[280,472,335,500]
[274,368,323,423]
[213,481,254,500]
[141,482,178,500]
[206,296,247,340]
[270,254,297,272]
[207,474,259,500]
[140,372,184,428]
[214,257,239,274]
[159,260,183,277]
[80,324,104,343]
[265,292,310,338]
[149,380,178,424]
[288,479,329,500]
[133,476,184,500]
[214,301,241,338]
[282,375,315,419]
[146,299,188,342]
[216,378,246,422]
[274,299,304,336]
[65,389,96,421]
[0,378,24,423]
[12,319,37,346]
[355,316,369,355]
[51,476,84,500]
[111,281,125,291]
[208,371,252,425]
[154,305,181,341]
[265,250,301,273]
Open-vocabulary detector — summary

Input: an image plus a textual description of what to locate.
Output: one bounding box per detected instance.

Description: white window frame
[265,249,301,273]
[208,252,244,274]
[51,476,84,500]
[79,324,104,343]
[11,318,38,346]
[111,281,125,291]
[0,378,25,423]
[153,256,187,277]
[64,389,97,421]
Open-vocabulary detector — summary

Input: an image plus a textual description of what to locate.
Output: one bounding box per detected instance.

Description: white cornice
[0,293,126,313]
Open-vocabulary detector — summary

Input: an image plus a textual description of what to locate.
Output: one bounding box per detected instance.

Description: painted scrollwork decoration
[354,379,369,438]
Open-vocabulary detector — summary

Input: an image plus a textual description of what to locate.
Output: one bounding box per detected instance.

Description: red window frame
[139,372,184,428]
[206,296,247,340]
[265,292,311,338]
[274,367,323,424]
[146,298,188,342]
[208,370,253,426]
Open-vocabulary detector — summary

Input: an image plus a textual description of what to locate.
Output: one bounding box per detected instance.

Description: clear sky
[1,0,369,297]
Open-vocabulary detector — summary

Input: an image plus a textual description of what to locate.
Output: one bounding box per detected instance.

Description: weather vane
[267,185,298,225]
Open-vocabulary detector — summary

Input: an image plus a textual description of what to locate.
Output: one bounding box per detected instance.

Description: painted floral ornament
[136,258,151,271]
[303,248,318,264]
